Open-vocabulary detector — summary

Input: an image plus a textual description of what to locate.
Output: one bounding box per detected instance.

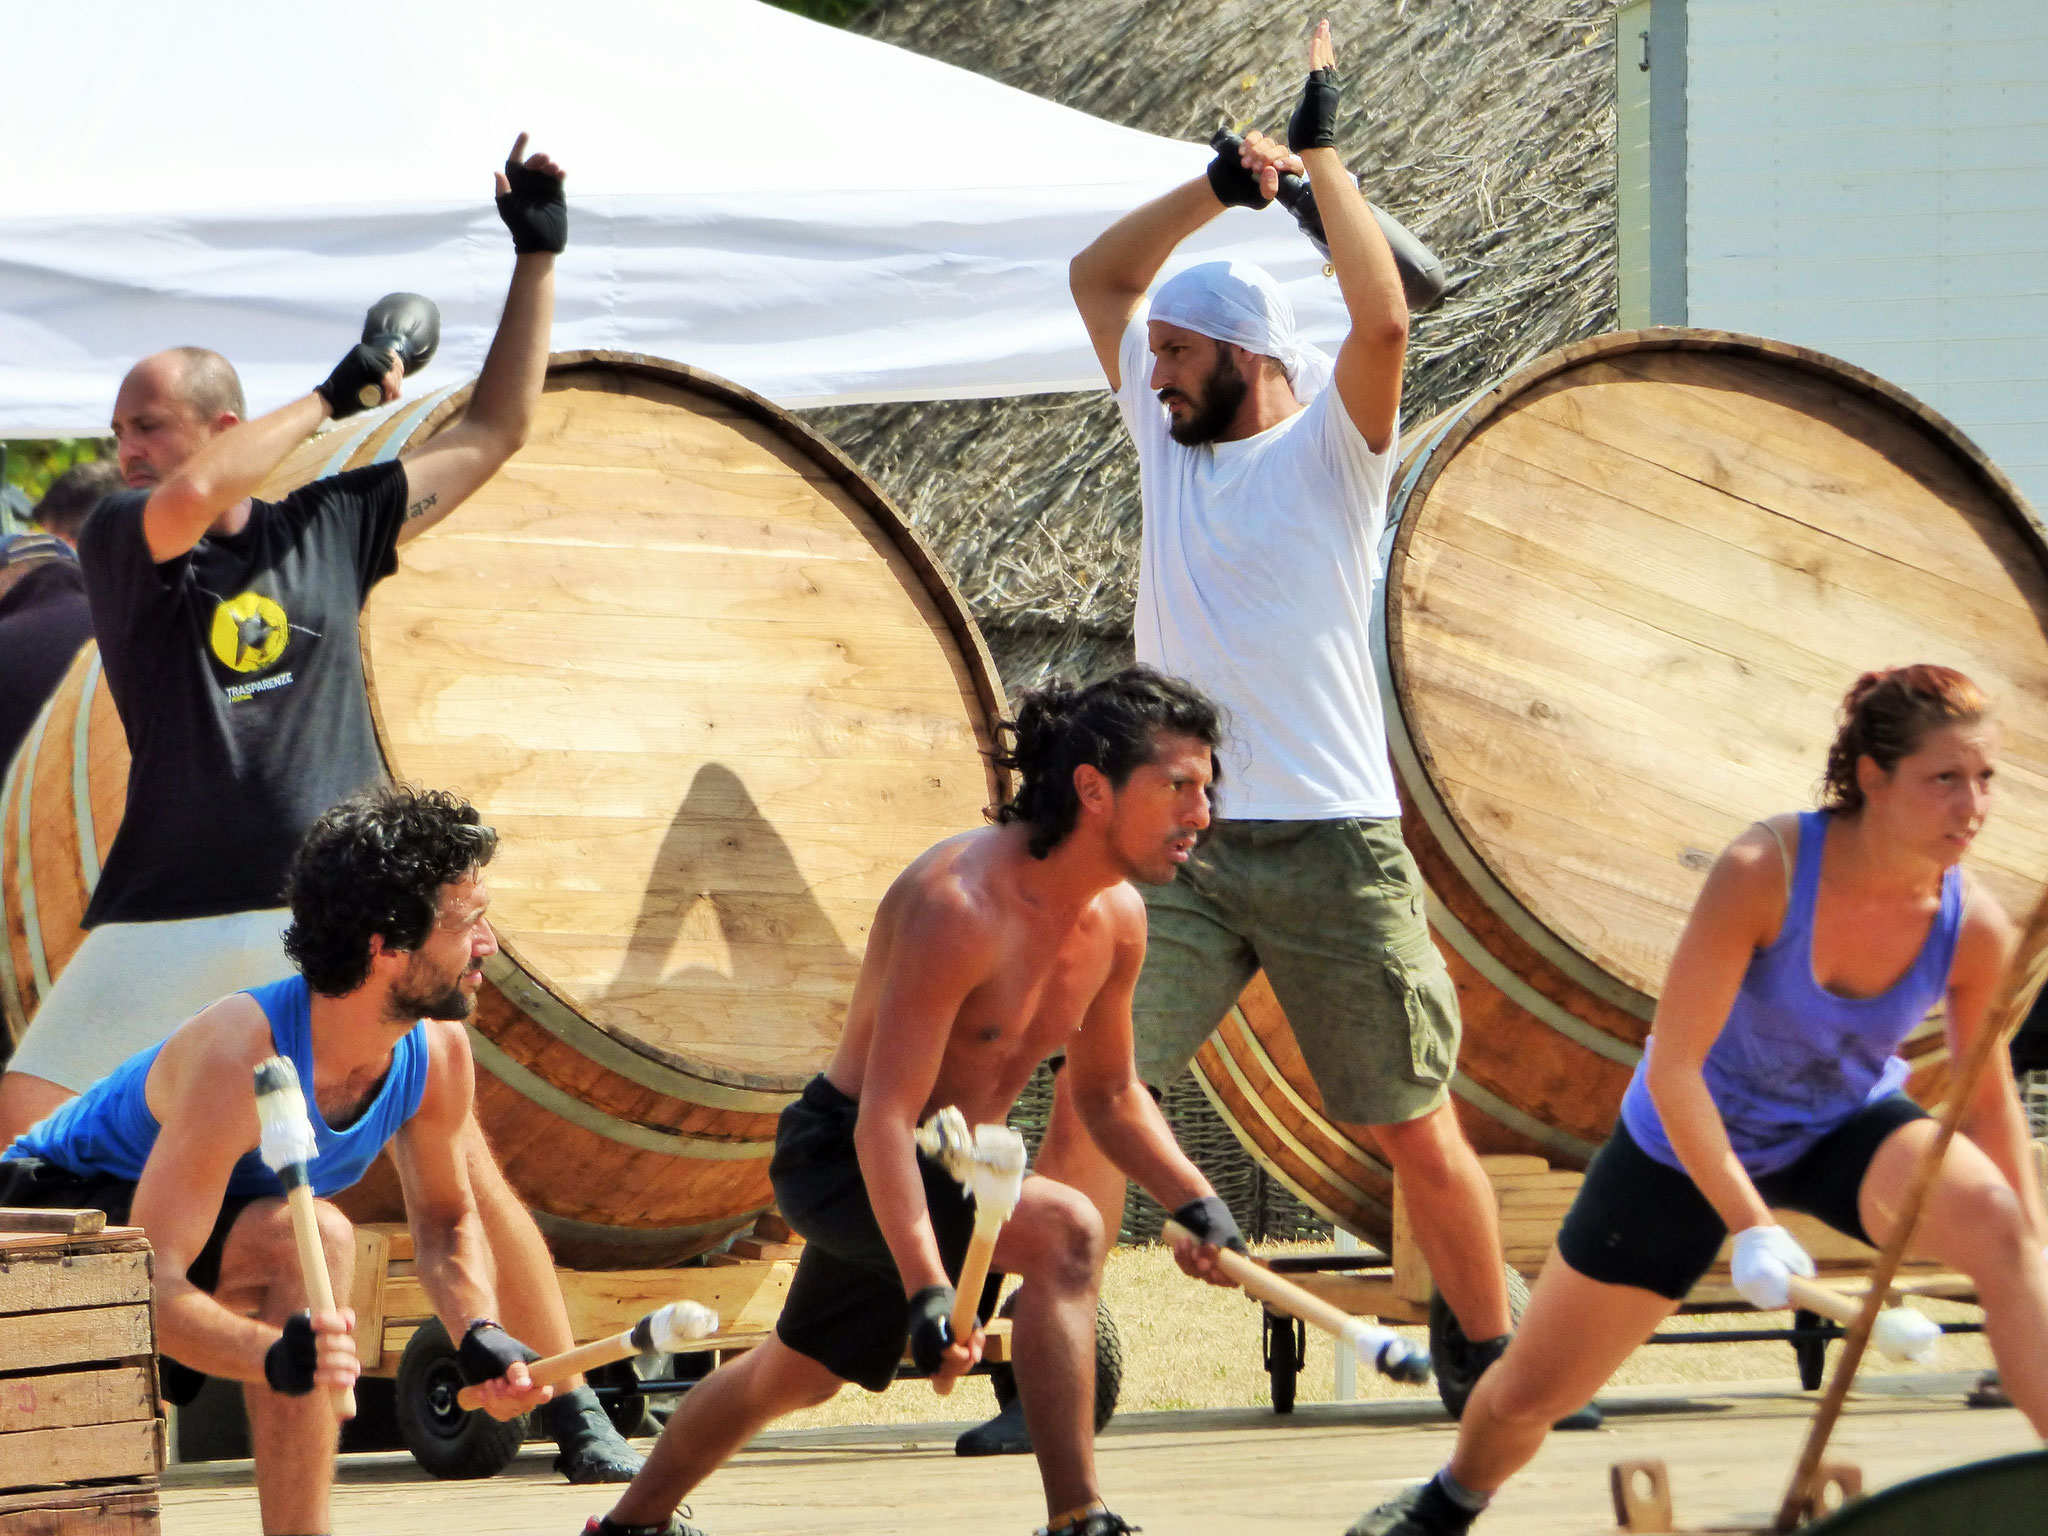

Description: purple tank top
[1619,810,1961,1176]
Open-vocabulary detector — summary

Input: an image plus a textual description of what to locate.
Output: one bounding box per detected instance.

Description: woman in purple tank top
[1352,667,2048,1536]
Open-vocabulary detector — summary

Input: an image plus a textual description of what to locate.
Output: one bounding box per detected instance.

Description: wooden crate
[0,1212,162,1534]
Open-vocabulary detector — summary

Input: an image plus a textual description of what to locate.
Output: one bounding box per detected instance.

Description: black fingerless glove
[1206,130,1272,210]
[316,342,394,419]
[1288,67,1342,152]
[497,152,568,255]
[1173,1195,1248,1253]
[457,1319,541,1386]
[906,1284,956,1374]
[263,1311,319,1396]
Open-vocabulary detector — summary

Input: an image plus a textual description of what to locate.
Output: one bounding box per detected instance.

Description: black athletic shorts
[0,1156,256,1405]
[769,1076,999,1392]
[1556,1094,1930,1301]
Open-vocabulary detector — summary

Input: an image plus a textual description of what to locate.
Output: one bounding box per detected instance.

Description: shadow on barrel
[604,763,858,1082]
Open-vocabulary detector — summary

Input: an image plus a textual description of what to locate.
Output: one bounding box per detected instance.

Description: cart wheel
[1263,1308,1305,1414]
[588,1358,658,1438]
[1429,1264,1531,1420]
[987,1292,1124,1431]
[396,1318,528,1480]
[1792,1307,1829,1391]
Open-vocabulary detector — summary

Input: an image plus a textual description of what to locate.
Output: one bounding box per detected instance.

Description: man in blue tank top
[3,785,554,1536]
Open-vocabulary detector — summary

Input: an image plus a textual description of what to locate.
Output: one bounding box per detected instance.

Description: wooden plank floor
[161,1372,2036,1535]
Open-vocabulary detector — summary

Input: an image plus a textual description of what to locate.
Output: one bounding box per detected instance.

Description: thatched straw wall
[802,0,1621,1241]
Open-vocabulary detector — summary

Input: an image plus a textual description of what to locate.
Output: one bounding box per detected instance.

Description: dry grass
[764,1241,1993,1430]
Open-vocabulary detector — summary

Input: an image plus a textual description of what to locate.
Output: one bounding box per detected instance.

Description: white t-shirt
[1117,317,1401,820]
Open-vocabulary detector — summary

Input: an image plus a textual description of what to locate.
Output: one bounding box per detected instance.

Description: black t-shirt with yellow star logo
[76,462,407,925]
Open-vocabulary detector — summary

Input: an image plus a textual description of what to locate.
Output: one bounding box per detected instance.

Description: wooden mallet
[1782,1275,1941,1363]
[915,1107,1027,1396]
[454,1299,719,1411]
[252,1054,354,1420]
[1163,1219,1433,1384]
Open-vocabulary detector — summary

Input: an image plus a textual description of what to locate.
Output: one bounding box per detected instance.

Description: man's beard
[392,963,477,1023]
[1164,349,1249,446]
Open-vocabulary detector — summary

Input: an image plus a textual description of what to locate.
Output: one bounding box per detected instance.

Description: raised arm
[1069,181,1224,391]
[395,134,564,543]
[1291,18,1408,451]
[1945,885,2048,1243]
[138,362,398,565]
[388,1021,551,1420]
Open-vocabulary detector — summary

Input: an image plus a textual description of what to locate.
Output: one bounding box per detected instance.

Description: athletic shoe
[1432,1330,1509,1421]
[548,1387,648,1483]
[1346,1480,1479,1536]
[957,1395,1033,1456]
[1035,1512,1140,1536]
[582,1509,709,1536]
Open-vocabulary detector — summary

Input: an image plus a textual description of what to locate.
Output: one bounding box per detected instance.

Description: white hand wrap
[1731,1224,1816,1310]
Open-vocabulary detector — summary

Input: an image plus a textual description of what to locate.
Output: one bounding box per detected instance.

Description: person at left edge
[0,136,641,1482]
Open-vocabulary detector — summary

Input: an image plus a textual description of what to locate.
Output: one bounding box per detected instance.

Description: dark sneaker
[1346,1480,1479,1536]
[1037,1515,1139,1536]
[1967,1370,2011,1408]
[957,1395,1033,1457]
[582,1510,709,1536]
[549,1387,648,1483]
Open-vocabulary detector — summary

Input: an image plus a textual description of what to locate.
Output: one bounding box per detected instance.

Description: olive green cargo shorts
[1134,816,1460,1127]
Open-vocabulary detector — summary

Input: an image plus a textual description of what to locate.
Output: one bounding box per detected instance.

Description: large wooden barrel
[1193,330,2048,1243]
[1,647,128,1057]
[3,351,1004,1267]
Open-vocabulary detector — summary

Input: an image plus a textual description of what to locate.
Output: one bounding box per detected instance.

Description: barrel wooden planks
[3,351,1004,1268]
[0,647,126,1059]
[1193,330,2048,1243]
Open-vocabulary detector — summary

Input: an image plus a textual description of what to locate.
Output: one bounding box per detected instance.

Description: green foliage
[766,0,875,24]
[1,439,114,528]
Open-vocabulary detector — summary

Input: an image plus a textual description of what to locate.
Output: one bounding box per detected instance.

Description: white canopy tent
[1,0,1344,435]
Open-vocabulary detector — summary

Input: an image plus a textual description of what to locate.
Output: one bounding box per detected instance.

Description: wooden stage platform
[160,1371,2035,1535]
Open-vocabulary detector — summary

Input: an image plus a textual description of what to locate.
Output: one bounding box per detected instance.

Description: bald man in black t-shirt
[0,136,643,1484]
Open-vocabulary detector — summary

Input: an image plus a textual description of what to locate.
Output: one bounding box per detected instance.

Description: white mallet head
[915,1106,974,1175]
[630,1300,720,1354]
[253,1055,319,1178]
[1870,1304,1943,1364]
[966,1124,1028,1221]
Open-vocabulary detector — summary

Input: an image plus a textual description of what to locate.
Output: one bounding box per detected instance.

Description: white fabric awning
[1,0,1347,434]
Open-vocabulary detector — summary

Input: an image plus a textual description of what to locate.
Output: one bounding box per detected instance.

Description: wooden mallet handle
[283,1182,355,1420]
[931,1222,1001,1398]
[1163,1220,1430,1383]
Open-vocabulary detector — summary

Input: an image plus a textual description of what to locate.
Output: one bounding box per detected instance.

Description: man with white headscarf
[959,20,1552,1475]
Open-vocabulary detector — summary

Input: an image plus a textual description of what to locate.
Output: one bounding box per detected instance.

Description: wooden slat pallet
[0,1213,162,1536]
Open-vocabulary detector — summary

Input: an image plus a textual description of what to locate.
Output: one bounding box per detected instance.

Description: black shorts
[768,1076,998,1392]
[1556,1094,1930,1301]
[0,1156,256,1405]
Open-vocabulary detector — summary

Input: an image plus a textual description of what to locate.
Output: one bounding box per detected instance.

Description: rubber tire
[1428,1264,1531,1420]
[395,1318,528,1480]
[986,1292,1124,1432]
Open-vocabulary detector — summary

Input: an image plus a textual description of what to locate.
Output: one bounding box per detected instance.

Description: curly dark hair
[283,784,498,996]
[1821,664,1990,814]
[990,665,1223,858]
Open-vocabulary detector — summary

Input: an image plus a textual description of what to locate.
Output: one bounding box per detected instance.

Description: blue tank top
[1619,810,1961,1176]
[6,975,430,1199]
